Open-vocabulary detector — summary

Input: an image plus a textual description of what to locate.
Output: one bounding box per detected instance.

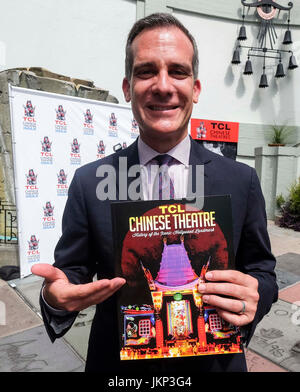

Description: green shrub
[270,124,293,145]
[276,194,285,209]
[278,178,300,231]
[289,179,300,215]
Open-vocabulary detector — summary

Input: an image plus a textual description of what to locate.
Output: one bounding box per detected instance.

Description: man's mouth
[147,105,179,111]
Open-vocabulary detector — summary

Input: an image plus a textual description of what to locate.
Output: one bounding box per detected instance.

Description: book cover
[111,196,243,361]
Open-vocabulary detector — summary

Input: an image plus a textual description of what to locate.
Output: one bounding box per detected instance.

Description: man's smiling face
[122,26,201,151]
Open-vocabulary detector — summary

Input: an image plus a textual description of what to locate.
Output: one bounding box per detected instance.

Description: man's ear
[193,79,201,104]
[122,77,131,102]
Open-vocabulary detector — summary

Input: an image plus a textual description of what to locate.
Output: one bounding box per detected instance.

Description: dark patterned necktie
[152,154,175,200]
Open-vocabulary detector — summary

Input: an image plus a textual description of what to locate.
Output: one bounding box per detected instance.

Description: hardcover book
[111,196,243,361]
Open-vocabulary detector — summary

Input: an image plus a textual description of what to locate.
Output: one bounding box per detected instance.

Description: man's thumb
[31,263,68,283]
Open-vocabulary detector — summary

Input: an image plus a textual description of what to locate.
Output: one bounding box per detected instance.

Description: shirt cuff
[41,283,73,317]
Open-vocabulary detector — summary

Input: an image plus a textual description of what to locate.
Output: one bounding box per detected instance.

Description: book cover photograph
[111,196,243,361]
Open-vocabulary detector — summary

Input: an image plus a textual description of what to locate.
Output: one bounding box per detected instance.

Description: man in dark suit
[32,13,278,372]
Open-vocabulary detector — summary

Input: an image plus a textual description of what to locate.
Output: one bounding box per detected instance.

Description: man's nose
[152,71,174,96]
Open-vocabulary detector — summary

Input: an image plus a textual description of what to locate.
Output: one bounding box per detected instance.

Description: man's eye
[136,70,155,78]
[170,70,189,78]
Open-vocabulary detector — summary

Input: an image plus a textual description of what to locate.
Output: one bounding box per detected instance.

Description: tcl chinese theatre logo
[56,169,68,196]
[83,109,94,135]
[27,235,40,263]
[55,105,67,133]
[25,169,39,198]
[23,100,36,130]
[40,136,53,165]
[108,112,118,137]
[42,201,55,229]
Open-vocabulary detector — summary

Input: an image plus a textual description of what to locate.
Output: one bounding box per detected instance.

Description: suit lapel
[188,138,213,197]
[114,139,143,201]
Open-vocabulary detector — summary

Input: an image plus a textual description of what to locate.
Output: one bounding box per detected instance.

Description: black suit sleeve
[236,168,278,345]
[40,169,96,342]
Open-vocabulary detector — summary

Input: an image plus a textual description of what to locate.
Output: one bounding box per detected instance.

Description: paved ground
[0,220,299,372]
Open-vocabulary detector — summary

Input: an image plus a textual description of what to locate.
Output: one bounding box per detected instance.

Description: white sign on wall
[9,85,137,278]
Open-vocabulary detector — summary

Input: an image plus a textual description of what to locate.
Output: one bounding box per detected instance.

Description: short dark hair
[125,12,199,80]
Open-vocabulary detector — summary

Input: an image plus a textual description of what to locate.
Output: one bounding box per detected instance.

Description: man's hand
[198,270,259,327]
[31,263,126,312]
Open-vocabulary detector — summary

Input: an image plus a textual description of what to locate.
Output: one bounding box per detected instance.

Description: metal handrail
[0,200,18,244]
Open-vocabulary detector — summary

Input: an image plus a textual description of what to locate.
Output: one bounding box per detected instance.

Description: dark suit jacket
[40,138,278,373]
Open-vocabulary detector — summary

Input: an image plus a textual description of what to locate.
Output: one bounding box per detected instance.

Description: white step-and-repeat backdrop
[9,85,137,278]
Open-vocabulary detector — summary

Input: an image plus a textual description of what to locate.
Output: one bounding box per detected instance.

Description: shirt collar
[137,134,190,167]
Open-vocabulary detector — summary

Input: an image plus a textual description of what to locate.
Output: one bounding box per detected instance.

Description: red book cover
[111,196,242,361]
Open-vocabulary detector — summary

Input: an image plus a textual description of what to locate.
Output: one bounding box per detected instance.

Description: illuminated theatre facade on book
[120,236,242,360]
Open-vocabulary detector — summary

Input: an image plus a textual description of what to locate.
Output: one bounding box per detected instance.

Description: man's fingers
[202,294,245,314]
[36,269,126,312]
[198,281,244,299]
[197,270,259,327]
[205,270,258,289]
[70,277,125,300]
[63,277,126,312]
[80,278,126,307]
[31,263,68,283]
[215,308,249,327]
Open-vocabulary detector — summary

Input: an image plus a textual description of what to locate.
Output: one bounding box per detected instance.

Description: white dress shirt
[138,134,191,200]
